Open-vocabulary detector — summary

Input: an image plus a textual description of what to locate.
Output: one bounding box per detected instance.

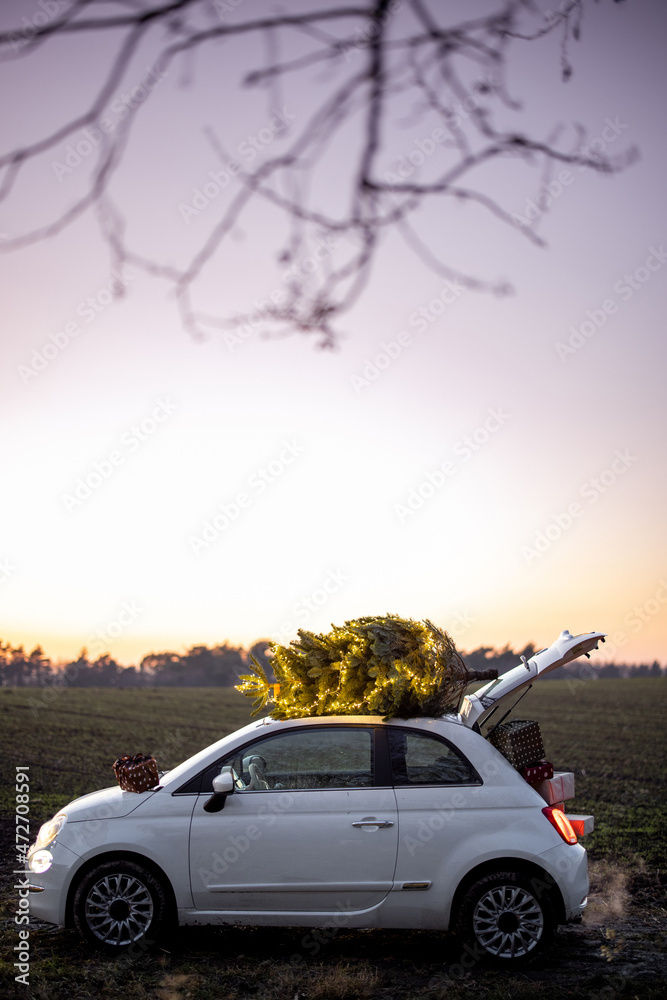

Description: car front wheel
[456,870,555,964]
[73,860,170,951]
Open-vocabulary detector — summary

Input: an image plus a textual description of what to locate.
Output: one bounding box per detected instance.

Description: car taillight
[542,806,578,844]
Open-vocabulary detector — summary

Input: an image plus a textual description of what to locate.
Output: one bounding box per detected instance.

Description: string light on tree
[236,614,497,719]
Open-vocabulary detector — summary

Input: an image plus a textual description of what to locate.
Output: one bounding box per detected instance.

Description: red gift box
[521,761,554,782]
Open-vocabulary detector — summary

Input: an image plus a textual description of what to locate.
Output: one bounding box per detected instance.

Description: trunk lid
[459,629,606,729]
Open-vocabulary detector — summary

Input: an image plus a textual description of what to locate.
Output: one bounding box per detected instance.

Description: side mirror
[213,772,235,794]
[203,770,235,813]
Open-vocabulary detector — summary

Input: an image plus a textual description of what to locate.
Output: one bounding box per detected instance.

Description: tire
[73,860,170,952]
[455,870,556,964]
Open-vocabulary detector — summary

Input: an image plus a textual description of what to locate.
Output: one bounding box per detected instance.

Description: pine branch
[235,614,497,719]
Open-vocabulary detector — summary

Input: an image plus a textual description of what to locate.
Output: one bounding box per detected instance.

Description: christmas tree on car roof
[236,614,497,720]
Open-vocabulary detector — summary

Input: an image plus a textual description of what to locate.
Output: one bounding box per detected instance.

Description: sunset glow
[2,0,666,668]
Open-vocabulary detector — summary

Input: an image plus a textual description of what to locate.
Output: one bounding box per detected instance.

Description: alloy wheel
[472,883,544,959]
[84,872,154,946]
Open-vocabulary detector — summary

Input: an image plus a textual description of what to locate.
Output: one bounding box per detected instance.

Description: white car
[26,629,605,964]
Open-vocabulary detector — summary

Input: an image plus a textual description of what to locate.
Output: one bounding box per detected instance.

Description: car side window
[216,727,374,790]
[388,729,479,785]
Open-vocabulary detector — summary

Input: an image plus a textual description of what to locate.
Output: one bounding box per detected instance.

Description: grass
[1,678,665,999]
[0,686,253,820]
[513,677,667,869]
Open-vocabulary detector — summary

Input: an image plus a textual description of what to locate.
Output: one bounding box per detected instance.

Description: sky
[1,0,666,668]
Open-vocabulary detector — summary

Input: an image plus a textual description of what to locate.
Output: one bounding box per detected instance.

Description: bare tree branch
[0,0,638,345]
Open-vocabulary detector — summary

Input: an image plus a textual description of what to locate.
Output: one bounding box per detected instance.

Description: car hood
[62,784,157,823]
[460,629,606,728]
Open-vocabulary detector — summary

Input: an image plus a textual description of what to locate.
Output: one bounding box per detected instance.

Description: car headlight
[29,849,53,873]
[34,813,67,851]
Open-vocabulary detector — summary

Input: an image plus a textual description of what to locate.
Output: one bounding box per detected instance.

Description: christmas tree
[236,614,496,719]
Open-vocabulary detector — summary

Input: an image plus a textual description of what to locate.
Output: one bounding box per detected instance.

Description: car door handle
[351,820,394,828]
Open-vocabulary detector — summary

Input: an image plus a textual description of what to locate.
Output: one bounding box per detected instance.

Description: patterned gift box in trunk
[487,719,545,770]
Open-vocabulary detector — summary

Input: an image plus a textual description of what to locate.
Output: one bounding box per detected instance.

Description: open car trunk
[459,629,606,730]
[459,629,606,839]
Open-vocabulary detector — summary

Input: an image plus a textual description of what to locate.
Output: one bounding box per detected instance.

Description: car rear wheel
[73,860,170,951]
[456,870,555,964]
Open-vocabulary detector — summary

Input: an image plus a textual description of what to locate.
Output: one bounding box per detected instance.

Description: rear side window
[388,729,480,786]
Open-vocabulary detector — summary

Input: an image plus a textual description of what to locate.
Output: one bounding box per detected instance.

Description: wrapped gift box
[521,761,553,782]
[531,771,575,804]
[113,753,159,793]
[566,814,595,837]
[487,720,545,770]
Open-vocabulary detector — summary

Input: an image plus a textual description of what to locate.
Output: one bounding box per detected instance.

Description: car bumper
[24,840,82,927]
[539,841,589,922]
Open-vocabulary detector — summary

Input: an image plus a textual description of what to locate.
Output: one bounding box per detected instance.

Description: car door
[189,724,398,913]
[387,727,486,888]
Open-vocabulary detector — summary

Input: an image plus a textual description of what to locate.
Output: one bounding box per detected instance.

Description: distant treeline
[1,638,663,688]
[0,640,272,688]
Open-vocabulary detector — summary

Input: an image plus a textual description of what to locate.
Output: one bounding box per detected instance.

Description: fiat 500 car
[26,629,604,963]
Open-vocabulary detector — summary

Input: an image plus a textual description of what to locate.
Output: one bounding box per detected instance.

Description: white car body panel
[189,786,398,912]
[28,787,198,926]
[25,839,83,927]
